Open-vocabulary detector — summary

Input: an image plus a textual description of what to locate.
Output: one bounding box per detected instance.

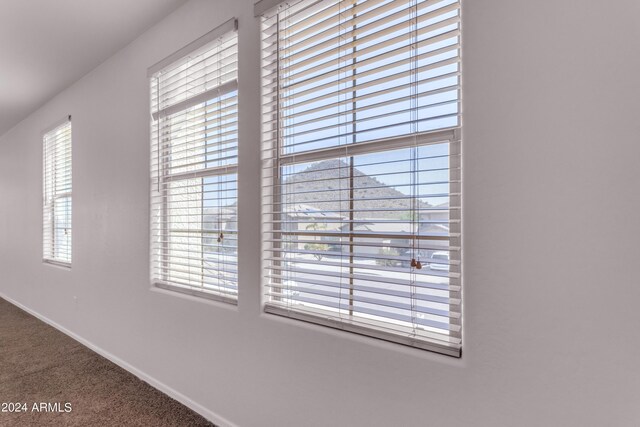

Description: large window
[260,0,461,355]
[43,118,72,267]
[150,19,239,303]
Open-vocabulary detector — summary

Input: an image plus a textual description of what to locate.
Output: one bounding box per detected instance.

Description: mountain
[282,159,430,219]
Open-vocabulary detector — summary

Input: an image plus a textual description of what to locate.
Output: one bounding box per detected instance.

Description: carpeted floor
[0,297,215,427]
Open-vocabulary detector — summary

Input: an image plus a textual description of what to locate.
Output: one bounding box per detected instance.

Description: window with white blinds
[43,118,72,267]
[260,0,461,356]
[150,19,239,303]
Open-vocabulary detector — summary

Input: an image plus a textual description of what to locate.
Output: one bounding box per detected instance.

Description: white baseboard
[0,292,237,427]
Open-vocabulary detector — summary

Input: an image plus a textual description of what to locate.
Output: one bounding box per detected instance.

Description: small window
[43,118,72,267]
[149,19,239,303]
[259,0,462,356]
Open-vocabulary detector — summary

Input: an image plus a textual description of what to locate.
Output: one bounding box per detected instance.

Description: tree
[303,222,329,260]
[376,247,401,267]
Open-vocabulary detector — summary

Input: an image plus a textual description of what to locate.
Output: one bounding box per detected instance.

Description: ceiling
[0,0,187,138]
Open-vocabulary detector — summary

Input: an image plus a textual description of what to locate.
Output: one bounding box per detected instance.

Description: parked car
[428,251,450,271]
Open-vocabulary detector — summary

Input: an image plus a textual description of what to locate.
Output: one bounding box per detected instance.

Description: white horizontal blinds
[43,119,72,265]
[262,0,461,355]
[150,23,239,302]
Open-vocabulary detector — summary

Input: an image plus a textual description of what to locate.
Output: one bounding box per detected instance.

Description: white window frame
[42,117,73,268]
[149,19,240,304]
[259,0,462,356]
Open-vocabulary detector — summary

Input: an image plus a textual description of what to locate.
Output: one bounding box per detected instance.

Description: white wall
[1,0,639,425]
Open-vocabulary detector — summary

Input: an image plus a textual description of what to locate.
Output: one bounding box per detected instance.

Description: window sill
[43,259,71,270]
[264,303,461,358]
[153,281,238,306]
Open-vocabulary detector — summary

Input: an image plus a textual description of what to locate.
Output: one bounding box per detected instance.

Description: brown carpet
[0,297,215,427]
